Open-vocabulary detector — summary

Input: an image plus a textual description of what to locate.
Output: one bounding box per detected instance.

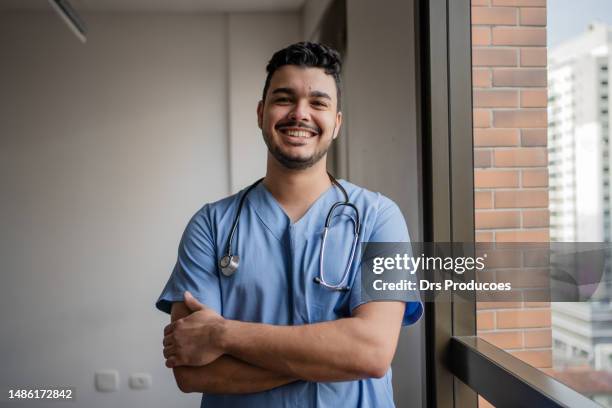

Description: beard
[262,129,332,170]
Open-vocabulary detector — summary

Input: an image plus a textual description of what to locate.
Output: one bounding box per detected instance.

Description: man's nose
[288,100,311,122]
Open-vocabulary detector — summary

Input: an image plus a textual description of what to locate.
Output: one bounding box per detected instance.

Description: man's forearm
[174,355,296,394]
[168,301,296,394]
[218,303,404,382]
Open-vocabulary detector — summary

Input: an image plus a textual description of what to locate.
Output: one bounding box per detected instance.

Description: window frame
[419,1,603,407]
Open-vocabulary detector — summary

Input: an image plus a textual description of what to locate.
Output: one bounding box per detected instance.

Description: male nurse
[156,42,423,407]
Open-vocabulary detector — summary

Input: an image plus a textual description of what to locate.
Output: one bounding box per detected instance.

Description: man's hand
[166,301,297,394]
[163,291,225,368]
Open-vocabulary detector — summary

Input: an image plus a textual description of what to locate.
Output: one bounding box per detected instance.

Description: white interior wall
[0,10,298,408]
[301,0,332,40]
[345,0,422,239]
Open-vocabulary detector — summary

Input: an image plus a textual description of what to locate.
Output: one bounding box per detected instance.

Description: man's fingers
[165,357,176,368]
[184,291,204,312]
[164,322,175,335]
[163,345,176,359]
[163,335,174,347]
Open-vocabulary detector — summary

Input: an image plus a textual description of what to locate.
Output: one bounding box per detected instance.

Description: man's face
[258,65,342,170]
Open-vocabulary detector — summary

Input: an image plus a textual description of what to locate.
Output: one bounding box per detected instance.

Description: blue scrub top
[156,179,423,408]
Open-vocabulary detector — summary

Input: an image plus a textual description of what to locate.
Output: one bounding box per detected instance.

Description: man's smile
[280,128,316,138]
[277,126,320,145]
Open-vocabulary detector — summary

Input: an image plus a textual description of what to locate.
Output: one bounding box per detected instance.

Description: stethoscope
[218,173,360,291]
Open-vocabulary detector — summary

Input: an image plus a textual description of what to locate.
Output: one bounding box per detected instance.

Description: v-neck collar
[246,180,347,240]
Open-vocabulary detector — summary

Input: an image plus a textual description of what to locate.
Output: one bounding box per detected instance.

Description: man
[156,42,422,407]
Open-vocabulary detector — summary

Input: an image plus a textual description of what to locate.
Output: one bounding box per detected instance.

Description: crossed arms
[163,292,405,394]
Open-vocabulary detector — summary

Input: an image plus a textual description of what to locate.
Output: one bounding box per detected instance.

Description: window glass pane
[471,1,612,406]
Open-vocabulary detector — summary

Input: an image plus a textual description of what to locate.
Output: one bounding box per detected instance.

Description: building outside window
[472,1,612,406]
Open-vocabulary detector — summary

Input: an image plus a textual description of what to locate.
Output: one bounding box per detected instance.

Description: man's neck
[263,156,332,222]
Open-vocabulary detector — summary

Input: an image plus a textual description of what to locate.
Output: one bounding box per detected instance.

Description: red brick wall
[471,1,550,406]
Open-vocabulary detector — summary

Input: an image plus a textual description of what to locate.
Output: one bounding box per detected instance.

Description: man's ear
[332,111,343,140]
[257,100,264,129]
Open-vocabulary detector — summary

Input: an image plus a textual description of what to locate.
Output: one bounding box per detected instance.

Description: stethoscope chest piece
[219,254,240,277]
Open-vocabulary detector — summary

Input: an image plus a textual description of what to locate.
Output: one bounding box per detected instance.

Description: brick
[480,291,525,303]
[498,267,551,288]
[472,0,490,5]
[522,209,549,227]
[473,68,492,87]
[497,309,551,328]
[520,7,546,26]
[477,301,523,309]
[475,169,520,187]
[495,190,548,208]
[493,68,547,87]
[473,48,518,67]
[476,191,494,209]
[473,27,491,45]
[476,210,521,229]
[521,288,551,302]
[475,149,492,168]
[520,47,547,67]
[521,89,547,107]
[479,331,523,349]
[472,7,518,25]
[484,249,525,268]
[495,229,549,241]
[524,329,552,348]
[474,129,520,147]
[492,0,546,6]
[494,110,547,127]
[524,249,550,267]
[521,129,547,146]
[477,311,495,330]
[510,350,552,368]
[474,109,491,127]
[494,148,547,167]
[476,231,494,242]
[474,90,519,108]
[522,169,548,187]
[492,27,546,46]
[524,301,550,308]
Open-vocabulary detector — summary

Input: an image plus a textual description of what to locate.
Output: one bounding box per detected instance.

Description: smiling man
[156,42,422,408]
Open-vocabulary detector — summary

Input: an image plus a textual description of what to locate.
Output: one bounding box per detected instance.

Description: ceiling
[0,0,306,13]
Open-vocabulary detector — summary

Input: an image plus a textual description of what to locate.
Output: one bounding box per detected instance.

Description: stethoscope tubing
[219,173,361,291]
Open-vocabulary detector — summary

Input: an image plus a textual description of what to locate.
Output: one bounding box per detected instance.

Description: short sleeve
[155,205,222,315]
[349,196,423,326]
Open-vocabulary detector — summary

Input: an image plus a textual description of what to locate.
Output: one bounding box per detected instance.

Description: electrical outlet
[95,370,119,392]
[128,373,152,390]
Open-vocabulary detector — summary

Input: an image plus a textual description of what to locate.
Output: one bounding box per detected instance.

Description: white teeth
[283,130,312,138]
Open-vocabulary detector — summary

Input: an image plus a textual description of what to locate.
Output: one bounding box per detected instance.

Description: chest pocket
[307,212,359,322]
[219,230,290,323]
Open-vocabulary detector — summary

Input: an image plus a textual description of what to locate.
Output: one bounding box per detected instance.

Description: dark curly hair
[262,42,343,110]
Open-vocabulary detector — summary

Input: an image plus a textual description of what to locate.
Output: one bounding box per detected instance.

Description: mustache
[275,120,320,134]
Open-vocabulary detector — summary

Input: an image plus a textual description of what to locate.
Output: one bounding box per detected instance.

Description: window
[469,1,612,407]
[425,2,609,407]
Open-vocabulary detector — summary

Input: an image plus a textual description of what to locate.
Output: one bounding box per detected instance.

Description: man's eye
[275,97,291,103]
[312,101,328,107]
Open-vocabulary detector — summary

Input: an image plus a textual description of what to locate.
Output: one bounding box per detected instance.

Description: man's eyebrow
[271,87,295,95]
[309,91,332,100]
[270,88,332,100]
